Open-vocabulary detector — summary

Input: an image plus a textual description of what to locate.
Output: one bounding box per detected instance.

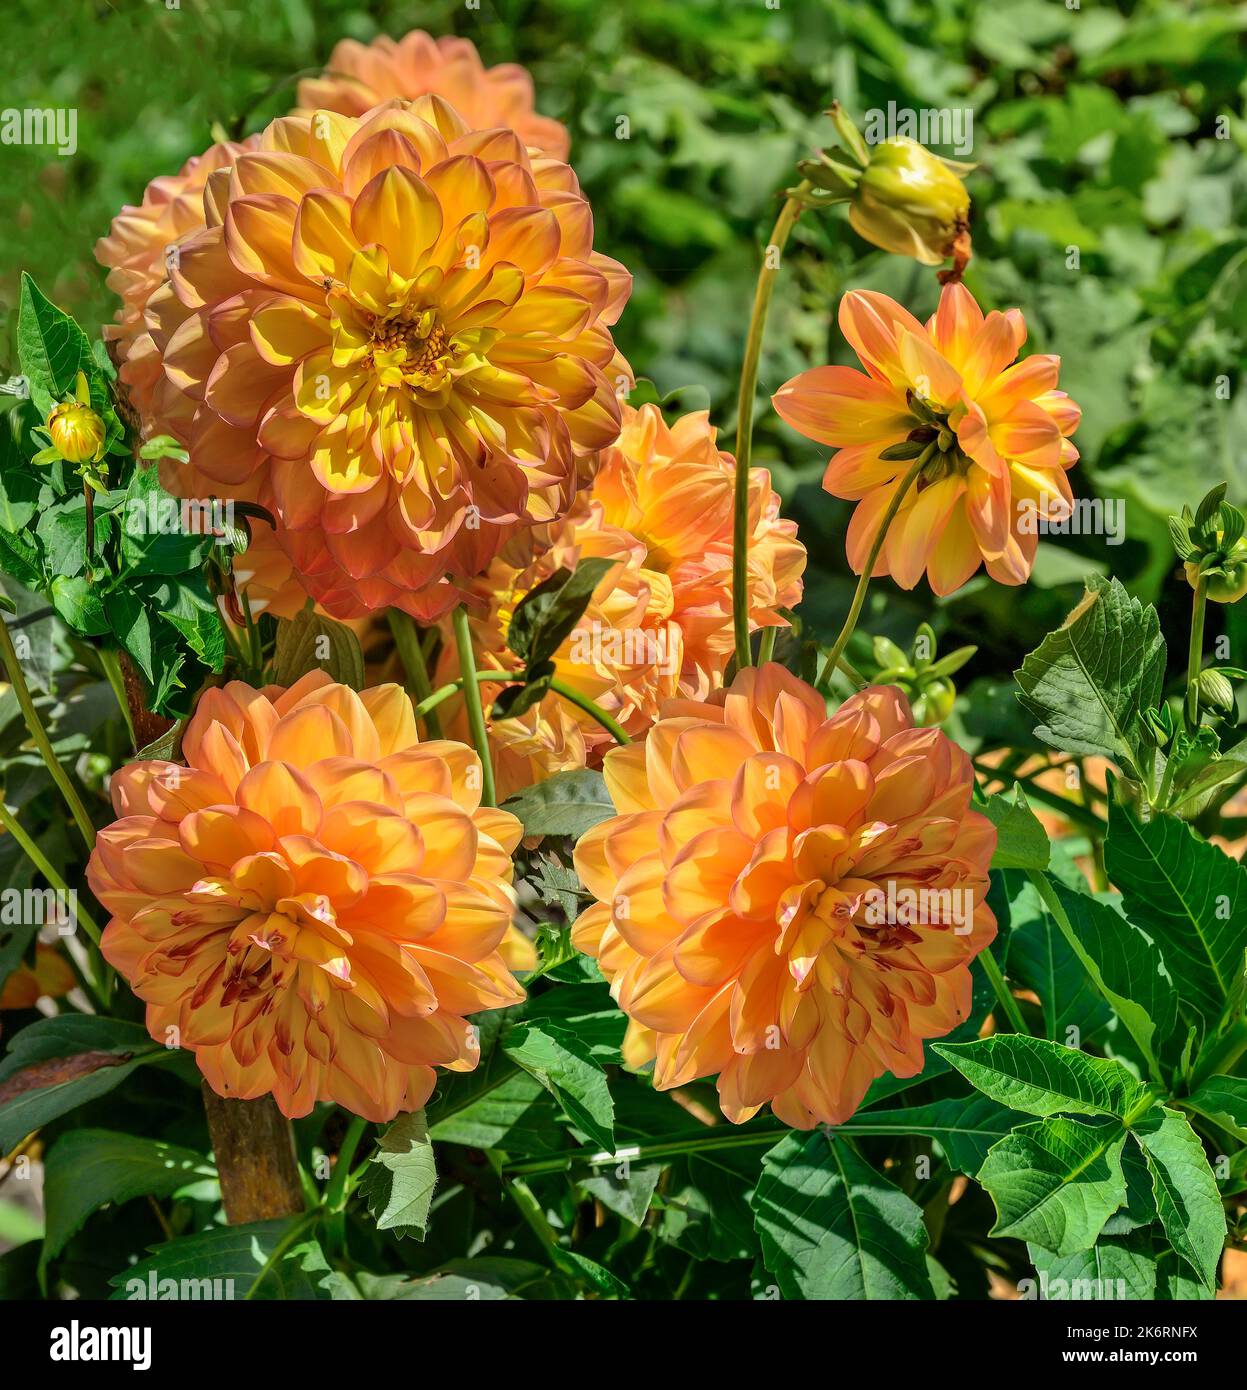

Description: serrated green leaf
[500,769,614,839]
[271,605,364,690]
[502,1021,615,1151]
[580,1163,662,1226]
[752,1131,933,1300]
[41,1129,214,1269]
[107,1216,324,1300]
[1027,1230,1158,1299]
[1046,879,1178,1078]
[839,1094,1022,1176]
[934,1035,1153,1121]
[358,1111,435,1240]
[1183,1074,1247,1143]
[1015,576,1165,776]
[1131,1105,1225,1292]
[979,1116,1128,1256]
[985,784,1051,870]
[1105,801,1247,1032]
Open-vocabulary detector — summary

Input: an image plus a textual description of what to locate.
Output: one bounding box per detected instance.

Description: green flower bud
[849,138,972,268]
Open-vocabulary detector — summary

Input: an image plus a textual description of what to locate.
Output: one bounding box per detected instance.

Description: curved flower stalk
[297,30,570,159]
[435,404,805,797]
[570,664,997,1127]
[775,282,1081,595]
[135,96,630,623]
[86,671,525,1121]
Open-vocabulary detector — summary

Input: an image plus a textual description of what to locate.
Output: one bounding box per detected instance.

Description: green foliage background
[3,0,1246,687]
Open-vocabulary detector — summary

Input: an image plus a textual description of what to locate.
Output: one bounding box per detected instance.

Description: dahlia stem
[732,180,811,670]
[201,1086,306,1226]
[0,616,96,850]
[548,678,631,745]
[977,947,1030,1037]
[758,627,778,665]
[0,801,108,1010]
[388,610,443,738]
[325,1114,369,1212]
[816,453,928,694]
[451,604,496,808]
[1185,575,1208,731]
[97,645,138,747]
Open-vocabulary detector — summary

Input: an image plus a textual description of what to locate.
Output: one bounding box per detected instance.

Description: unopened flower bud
[849,137,971,269]
[44,371,105,465]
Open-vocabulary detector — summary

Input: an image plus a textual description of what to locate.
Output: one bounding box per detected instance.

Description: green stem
[757,626,778,665]
[1185,576,1208,731]
[816,453,928,694]
[97,646,137,747]
[0,618,96,850]
[412,668,525,724]
[324,1115,369,1212]
[450,604,495,808]
[978,947,1031,1036]
[0,802,108,1008]
[388,610,443,738]
[548,677,631,745]
[505,1127,784,1177]
[506,1175,573,1276]
[732,180,810,669]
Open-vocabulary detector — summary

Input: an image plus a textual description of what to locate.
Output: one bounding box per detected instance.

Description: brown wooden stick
[201,1085,305,1225]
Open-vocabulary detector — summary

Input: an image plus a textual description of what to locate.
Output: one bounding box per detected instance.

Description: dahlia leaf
[106,1215,324,1300]
[1182,1075,1247,1144]
[1105,801,1247,1035]
[502,1021,616,1152]
[500,768,614,839]
[119,464,216,577]
[1026,1230,1159,1300]
[41,1129,214,1271]
[836,1094,1022,1176]
[1004,873,1112,1048]
[752,1131,933,1300]
[1131,1105,1225,1291]
[978,1116,1129,1256]
[506,556,615,668]
[16,273,112,431]
[934,1035,1154,1121]
[271,605,364,691]
[359,1110,437,1241]
[983,784,1050,870]
[580,1163,663,1226]
[1014,575,1165,778]
[1044,879,1179,1080]
[0,1016,182,1152]
[427,1012,563,1157]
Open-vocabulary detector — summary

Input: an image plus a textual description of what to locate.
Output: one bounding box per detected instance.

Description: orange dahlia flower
[571,664,997,1126]
[773,283,1081,595]
[136,95,629,620]
[436,404,805,796]
[87,671,524,1121]
[95,138,259,420]
[298,31,570,160]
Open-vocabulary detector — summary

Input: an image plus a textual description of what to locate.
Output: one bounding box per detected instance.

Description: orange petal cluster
[571,665,996,1126]
[122,95,628,622]
[87,671,524,1121]
[95,138,259,422]
[773,283,1080,595]
[437,404,805,796]
[297,31,570,159]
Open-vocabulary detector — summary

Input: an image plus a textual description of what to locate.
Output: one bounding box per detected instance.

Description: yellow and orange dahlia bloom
[137,95,629,621]
[437,404,805,796]
[571,664,997,1127]
[86,671,524,1121]
[298,31,570,160]
[773,283,1081,595]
